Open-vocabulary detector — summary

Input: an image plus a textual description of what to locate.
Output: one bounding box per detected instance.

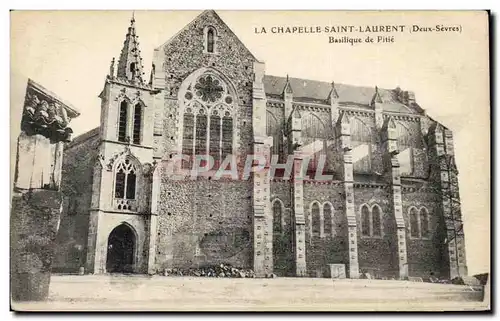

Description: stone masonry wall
[303,182,347,277]
[270,179,293,276]
[155,176,253,271]
[152,11,257,271]
[353,186,398,278]
[154,10,256,163]
[402,187,447,278]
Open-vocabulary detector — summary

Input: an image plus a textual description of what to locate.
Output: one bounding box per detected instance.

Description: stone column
[10,80,79,302]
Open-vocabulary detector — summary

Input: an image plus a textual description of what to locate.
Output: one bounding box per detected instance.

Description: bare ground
[12,274,490,312]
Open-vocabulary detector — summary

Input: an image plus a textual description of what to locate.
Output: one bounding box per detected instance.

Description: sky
[10,10,490,275]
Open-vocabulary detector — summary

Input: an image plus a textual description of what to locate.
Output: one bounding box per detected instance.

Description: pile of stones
[163,264,256,278]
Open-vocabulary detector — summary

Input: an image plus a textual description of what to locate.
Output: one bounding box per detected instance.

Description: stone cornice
[21,80,80,143]
[27,79,80,118]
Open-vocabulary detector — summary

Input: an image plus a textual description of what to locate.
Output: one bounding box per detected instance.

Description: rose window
[194,75,224,103]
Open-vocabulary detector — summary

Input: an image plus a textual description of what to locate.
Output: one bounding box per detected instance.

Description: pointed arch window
[273,199,284,234]
[118,101,128,142]
[409,207,431,239]
[410,207,420,238]
[323,203,333,237]
[133,103,142,144]
[361,204,383,237]
[207,29,215,53]
[180,73,236,170]
[311,202,321,237]
[372,205,382,237]
[361,205,370,237]
[204,27,217,54]
[420,208,430,238]
[114,158,138,211]
[115,159,137,200]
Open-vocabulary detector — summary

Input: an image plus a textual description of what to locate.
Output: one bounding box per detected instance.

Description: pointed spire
[371,85,383,105]
[116,12,144,84]
[148,63,155,86]
[283,74,293,95]
[328,80,339,102]
[109,57,115,78]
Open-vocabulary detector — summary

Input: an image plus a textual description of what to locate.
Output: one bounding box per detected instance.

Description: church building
[54,10,468,280]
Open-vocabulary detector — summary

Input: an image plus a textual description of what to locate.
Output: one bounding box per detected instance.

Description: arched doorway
[106,224,136,273]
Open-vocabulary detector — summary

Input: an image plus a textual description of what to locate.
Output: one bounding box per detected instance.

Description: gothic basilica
[54,10,467,280]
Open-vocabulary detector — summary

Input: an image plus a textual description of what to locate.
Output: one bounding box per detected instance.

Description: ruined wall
[53,132,99,272]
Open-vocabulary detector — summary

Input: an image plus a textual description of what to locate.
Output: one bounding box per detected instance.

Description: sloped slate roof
[65,126,100,149]
[263,75,417,113]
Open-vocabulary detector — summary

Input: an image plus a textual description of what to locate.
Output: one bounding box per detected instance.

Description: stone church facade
[54,11,468,280]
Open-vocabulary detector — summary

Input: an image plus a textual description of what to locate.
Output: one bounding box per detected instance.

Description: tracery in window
[114,159,137,200]
[195,75,223,102]
[180,72,236,170]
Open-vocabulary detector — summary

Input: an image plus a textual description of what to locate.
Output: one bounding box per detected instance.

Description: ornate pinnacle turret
[283,74,293,95]
[116,12,145,84]
[371,85,383,105]
[109,57,115,78]
[328,80,339,100]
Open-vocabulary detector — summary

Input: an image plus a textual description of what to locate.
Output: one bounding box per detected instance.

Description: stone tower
[85,15,161,274]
